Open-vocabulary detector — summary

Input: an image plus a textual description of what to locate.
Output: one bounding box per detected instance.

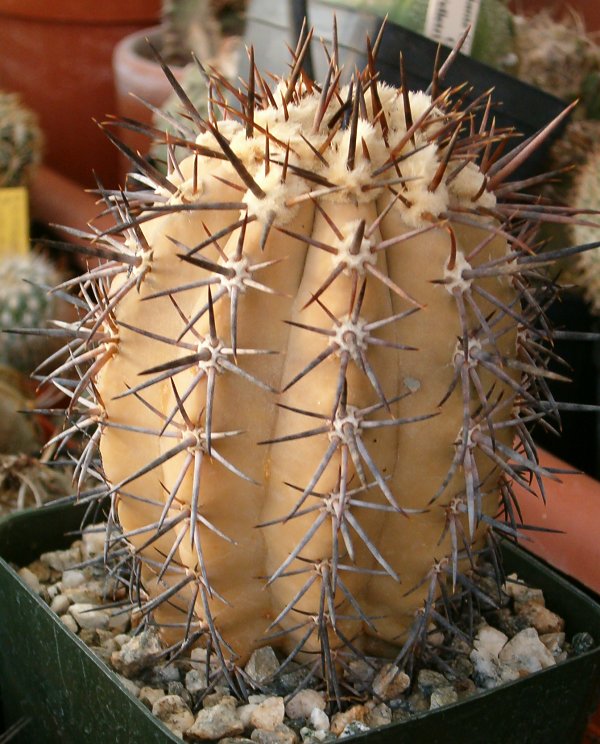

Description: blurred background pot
[112,26,187,184]
[0,0,161,189]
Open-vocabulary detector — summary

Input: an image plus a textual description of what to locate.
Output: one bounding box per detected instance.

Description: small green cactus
[43,28,590,700]
[0,91,43,188]
[0,253,62,374]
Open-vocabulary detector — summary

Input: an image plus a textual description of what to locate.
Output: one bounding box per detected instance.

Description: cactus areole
[47,27,587,695]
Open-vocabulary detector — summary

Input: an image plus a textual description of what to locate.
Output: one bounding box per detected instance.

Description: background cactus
[513,9,600,113]
[0,252,64,374]
[569,147,600,315]
[44,27,588,699]
[0,91,43,188]
[0,366,40,455]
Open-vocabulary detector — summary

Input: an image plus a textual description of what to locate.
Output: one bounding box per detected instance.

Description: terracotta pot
[509,0,600,32]
[514,448,600,596]
[112,26,187,186]
[0,1,161,190]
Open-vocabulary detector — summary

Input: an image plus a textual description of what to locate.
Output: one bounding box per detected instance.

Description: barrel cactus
[45,27,586,697]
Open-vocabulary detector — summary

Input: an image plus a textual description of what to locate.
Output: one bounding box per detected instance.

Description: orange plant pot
[514,448,600,596]
[0,0,161,190]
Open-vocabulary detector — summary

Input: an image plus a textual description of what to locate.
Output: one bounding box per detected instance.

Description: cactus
[0,91,43,188]
[513,9,600,111]
[44,28,589,698]
[570,148,600,315]
[0,366,40,455]
[0,252,64,374]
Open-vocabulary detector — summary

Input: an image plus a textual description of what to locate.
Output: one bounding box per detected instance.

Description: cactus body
[46,31,582,692]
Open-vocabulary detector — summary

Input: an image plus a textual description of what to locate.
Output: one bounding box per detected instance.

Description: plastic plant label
[0,187,29,256]
[423,0,481,54]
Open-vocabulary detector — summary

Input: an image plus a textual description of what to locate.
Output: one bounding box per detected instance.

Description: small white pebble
[18,567,42,594]
[250,696,285,731]
[340,721,370,738]
[82,524,108,560]
[117,674,140,698]
[185,669,206,695]
[310,708,330,732]
[248,694,268,704]
[474,625,509,658]
[68,603,110,630]
[61,569,86,589]
[60,615,78,634]
[152,695,194,737]
[285,689,326,719]
[237,702,258,728]
[139,686,165,710]
[40,545,82,572]
[46,583,62,600]
[50,594,71,616]
[499,628,556,673]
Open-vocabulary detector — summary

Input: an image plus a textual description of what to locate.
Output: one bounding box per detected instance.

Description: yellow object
[0,187,29,255]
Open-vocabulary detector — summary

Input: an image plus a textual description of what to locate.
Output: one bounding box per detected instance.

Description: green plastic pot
[0,503,599,743]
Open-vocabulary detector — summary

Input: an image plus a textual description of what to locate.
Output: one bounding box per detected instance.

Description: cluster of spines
[34,20,600,707]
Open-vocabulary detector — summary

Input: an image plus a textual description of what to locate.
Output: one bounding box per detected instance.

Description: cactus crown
[43,24,592,703]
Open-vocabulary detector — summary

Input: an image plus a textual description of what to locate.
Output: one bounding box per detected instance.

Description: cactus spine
[45,28,584,695]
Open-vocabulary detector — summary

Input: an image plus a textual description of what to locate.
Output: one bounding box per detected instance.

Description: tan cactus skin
[88,67,528,671]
